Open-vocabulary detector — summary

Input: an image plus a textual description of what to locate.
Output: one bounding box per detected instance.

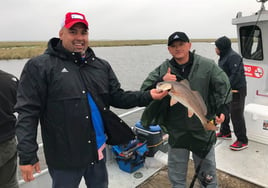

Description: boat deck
[215,134,268,187]
[19,132,268,188]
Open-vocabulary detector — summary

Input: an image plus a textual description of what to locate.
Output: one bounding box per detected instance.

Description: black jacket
[15,38,152,169]
[218,48,247,91]
[0,70,18,143]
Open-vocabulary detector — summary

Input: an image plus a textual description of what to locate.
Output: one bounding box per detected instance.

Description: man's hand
[150,89,168,100]
[20,162,41,182]
[163,67,176,81]
[215,113,225,125]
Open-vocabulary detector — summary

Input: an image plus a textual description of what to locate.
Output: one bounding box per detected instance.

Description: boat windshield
[240,25,263,61]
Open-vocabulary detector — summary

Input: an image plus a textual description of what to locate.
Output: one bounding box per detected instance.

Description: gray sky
[1,0,262,41]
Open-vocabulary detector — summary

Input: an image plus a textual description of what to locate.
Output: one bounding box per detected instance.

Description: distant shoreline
[0,39,237,60]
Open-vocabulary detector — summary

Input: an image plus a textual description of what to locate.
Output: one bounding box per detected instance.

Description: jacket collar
[45,38,96,65]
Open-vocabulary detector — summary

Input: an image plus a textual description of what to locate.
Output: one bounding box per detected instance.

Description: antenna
[256,0,268,10]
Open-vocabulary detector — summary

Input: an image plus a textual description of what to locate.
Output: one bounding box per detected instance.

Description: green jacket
[140,53,231,158]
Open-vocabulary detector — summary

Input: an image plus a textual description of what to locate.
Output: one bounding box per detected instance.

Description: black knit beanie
[215,36,231,51]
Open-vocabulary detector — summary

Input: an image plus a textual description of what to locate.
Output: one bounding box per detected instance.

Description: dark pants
[220,87,248,143]
[0,138,18,188]
[48,158,108,188]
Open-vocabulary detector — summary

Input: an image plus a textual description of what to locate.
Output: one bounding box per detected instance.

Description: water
[0,42,238,119]
[0,42,235,117]
[0,43,224,89]
[0,42,223,115]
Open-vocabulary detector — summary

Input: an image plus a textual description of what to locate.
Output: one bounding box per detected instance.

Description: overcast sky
[1,0,262,41]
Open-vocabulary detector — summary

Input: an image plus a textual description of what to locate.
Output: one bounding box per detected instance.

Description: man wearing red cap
[15,12,167,188]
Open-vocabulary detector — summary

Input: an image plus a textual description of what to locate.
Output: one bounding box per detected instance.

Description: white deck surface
[215,133,268,188]
[19,135,268,188]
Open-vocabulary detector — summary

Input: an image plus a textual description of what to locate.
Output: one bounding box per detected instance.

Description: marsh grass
[0,41,47,60]
[0,39,225,60]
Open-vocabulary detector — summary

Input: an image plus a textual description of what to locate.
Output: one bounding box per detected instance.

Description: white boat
[233,0,268,145]
[19,1,268,187]
[210,1,268,186]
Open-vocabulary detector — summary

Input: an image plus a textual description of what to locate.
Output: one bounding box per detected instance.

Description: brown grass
[0,39,236,60]
[0,41,47,60]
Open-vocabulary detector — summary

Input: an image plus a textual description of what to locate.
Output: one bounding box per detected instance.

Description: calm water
[0,42,233,90]
[0,42,239,119]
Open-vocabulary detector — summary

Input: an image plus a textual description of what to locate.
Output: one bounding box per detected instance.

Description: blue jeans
[168,146,217,188]
[48,159,108,188]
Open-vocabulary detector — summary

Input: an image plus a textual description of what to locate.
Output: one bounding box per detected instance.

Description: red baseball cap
[63,12,88,29]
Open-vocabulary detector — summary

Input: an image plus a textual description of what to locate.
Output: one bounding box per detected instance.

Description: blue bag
[112,139,148,173]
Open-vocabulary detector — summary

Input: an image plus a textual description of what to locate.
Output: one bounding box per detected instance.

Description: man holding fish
[140,31,231,188]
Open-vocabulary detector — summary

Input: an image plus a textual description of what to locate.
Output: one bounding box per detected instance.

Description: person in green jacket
[140,31,231,188]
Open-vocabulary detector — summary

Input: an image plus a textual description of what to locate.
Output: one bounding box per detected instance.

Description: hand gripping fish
[156,80,217,131]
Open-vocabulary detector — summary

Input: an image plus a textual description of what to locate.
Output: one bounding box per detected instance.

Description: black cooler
[134,121,167,157]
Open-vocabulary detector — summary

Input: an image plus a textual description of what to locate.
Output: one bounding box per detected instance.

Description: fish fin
[180,79,191,89]
[203,120,218,131]
[188,110,194,117]
[192,91,207,115]
[170,97,178,106]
